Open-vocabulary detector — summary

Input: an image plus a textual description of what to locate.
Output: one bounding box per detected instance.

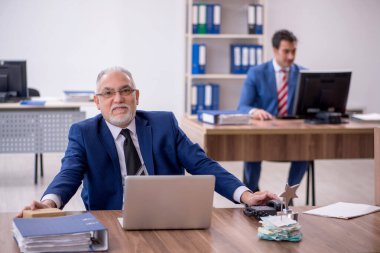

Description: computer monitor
[0,60,28,102]
[292,70,351,124]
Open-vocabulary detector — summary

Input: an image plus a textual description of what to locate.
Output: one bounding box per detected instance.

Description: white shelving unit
[185,0,267,113]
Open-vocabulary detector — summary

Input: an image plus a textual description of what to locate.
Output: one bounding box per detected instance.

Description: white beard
[109,104,136,127]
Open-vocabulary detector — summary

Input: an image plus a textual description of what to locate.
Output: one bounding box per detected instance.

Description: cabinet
[185,0,267,114]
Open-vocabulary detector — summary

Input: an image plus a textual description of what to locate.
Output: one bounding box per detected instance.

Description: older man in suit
[238,29,309,193]
[19,66,277,215]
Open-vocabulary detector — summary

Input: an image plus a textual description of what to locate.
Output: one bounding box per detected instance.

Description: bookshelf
[185,0,267,114]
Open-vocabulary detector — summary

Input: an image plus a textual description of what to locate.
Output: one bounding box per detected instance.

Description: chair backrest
[28,88,40,97]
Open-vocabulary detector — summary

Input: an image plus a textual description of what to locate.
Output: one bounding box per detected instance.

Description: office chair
[28,88,43,184]
[306,161,316,206]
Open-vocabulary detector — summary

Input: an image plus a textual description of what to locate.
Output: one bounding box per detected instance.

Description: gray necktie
[120,129,144,175]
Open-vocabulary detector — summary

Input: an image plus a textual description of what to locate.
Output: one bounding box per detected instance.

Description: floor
[0,153,374,212]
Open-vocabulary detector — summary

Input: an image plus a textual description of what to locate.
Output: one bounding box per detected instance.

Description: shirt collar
[272,59,290,73]
[105,117,137,141]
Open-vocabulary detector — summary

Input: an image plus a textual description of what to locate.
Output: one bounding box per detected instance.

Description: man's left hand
[240,190,279,206]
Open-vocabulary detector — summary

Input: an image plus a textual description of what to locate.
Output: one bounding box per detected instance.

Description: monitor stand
[304,112,343,124]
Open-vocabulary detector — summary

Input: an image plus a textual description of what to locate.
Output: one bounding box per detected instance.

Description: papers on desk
[12,212,108,252]
[303,202,380,219]
[351,113,380,122]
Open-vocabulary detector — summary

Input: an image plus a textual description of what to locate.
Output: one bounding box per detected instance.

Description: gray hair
[96,66,136,92]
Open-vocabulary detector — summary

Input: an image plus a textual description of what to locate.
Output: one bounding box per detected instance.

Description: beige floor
[0,153,374,212]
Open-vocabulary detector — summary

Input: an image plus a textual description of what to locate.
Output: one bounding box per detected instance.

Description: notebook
[120,175,215,230]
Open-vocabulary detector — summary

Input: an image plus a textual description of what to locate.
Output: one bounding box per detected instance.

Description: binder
[198,43,206,74]
[247,4,256,34]
[191,84,197,114]
[192,3,199,34]
[241,45,249,73]
[196,83,206,113]
[198,4,207,34]
[255,5,264,34]
[210,83,220,110]
[230,44,242,74]
[206,4,214,34]
[213,4,221,34]
[192,43,200,74]
[12,212,108,252]
[256,45,263,65]
[198,110,250,125]
[249,45,256,68]
[205,83,212,110]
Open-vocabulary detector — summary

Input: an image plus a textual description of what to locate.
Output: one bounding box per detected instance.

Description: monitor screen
[0,60,28,100]
[292,70,351,122]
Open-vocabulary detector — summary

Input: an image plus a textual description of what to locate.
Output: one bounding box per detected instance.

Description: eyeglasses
[96,87,136,98]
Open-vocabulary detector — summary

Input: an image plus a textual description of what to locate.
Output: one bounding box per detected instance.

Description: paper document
[351,113,380,122]
[303,202,380,219]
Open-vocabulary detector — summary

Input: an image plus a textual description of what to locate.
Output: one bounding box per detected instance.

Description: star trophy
[278,183,300,221]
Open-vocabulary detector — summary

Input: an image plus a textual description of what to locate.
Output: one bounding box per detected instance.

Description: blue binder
[230,44,242,74]
[212,4,221,34]
[255,45,263,65]
[198,43,206,74]
[191,84,197,114]
[196,83,206,113]
[249,45,257,68]
[210,83,220,110]
[192,3,199,34]
[241,45,249,74]
[206,4,214,34]
[255,5,264,34]
[192,43,200,74]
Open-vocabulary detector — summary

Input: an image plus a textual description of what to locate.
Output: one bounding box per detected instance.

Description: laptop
[121,175,215,230]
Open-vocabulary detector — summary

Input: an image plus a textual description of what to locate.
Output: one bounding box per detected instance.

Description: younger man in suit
[238,29,309,193]
[18,66,277,216]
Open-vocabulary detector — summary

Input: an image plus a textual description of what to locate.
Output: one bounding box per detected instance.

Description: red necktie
[278,69,288,116]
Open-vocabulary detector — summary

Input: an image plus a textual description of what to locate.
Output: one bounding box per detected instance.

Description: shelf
[187,34,263,39]
[187,74,246,80]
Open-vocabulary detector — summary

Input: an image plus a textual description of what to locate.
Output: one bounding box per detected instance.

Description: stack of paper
[303,202,380,219]
[351,113,380,122]
[13,212,108,252]
[63,90,94,102]
[257,215,302,242]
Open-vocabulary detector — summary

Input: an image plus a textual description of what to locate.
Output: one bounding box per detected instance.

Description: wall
[0,0,379,115]
[266,0,380,112]
[0,0,186,116]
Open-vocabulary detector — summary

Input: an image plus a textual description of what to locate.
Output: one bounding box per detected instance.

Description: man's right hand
[251,109,273,120]
[16,199,57,218]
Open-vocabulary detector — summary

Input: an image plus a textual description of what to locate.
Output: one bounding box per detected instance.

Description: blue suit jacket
[238,60,304,115]
[43,111,244,210]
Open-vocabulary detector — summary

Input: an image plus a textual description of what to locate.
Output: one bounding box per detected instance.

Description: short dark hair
[272,29,297,49]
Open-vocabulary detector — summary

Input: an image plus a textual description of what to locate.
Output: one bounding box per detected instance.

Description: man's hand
[251,109,273,120]
[16,200,57,218]
[240,190,279,206]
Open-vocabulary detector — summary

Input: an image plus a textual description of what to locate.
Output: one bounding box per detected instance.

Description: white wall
[0,0,186,116]
[0,0,379,115]
[266,0,380,112]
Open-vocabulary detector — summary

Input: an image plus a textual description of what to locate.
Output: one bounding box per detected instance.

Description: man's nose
[113,91,124,102]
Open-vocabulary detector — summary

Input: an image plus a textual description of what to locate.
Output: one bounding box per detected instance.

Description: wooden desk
[2,209,380,253]
[181,117,380,205]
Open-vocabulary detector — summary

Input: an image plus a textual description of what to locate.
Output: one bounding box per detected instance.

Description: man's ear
[135,89,140,105]
[94,95,101,110]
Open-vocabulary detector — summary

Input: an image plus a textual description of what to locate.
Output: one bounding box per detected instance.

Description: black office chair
[28,88,43,184]
[305,161,316,206]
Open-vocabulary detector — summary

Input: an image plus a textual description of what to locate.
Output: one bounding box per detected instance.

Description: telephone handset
[243,199,285,220]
